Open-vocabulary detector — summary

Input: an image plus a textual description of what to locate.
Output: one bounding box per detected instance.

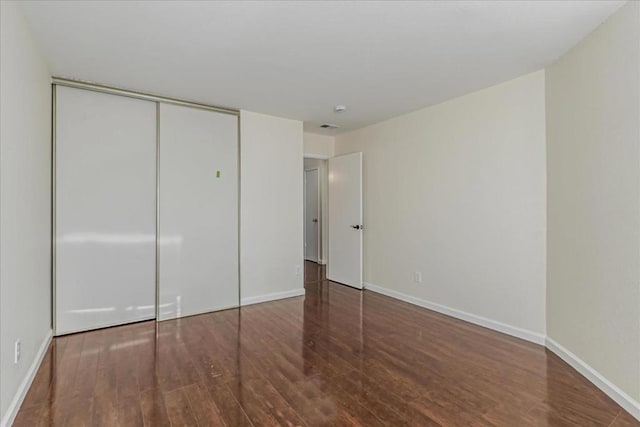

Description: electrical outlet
[14,339,21,364]
[295,265,302,277]
[414,272,423,283]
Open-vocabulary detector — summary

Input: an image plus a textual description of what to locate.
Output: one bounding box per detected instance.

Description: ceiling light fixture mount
[320,123,339,129]
[335,105,347,113]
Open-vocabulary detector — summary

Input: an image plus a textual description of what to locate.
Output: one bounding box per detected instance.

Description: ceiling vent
[320,123,339,129]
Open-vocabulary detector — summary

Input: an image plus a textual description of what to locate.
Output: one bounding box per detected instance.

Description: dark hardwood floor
[15,261,638,426]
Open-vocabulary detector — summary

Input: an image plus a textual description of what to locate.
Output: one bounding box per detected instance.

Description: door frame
[303,167,321,263]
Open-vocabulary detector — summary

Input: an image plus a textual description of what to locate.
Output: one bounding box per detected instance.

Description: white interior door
[158,104,238,320]
[328,152,363,288]
[305,168,320,262]
[55,86,156,335]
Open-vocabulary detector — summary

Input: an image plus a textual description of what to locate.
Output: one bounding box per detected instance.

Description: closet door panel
[55,86,156,334]
[159,104,238,320]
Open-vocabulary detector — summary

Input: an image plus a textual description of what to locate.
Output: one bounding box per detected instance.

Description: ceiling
[19,1,625,135]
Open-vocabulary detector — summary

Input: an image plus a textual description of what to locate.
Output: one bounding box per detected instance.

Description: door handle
[312,218,318,223]
[351,225,363,230]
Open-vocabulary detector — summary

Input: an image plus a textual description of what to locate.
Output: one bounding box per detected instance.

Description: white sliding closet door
[55,86,156,335]
[158,104,238,320]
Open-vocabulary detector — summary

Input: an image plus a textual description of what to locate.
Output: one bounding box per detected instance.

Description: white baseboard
[363,282,546,345]
[546,337,640,421]
[1,330,52,427]
[241,288,305,307]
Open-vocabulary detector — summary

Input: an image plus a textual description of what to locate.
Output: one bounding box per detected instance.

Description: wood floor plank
[117,398,144,427]
[50,332,85,402]
[163,387,199,426]
[13,261,638,426]
[182,382,227,427]
[140,388,171,427]
[207,384,254,427]
[19,348,54,410]
[610,410,640,427]
[12,405,45,427]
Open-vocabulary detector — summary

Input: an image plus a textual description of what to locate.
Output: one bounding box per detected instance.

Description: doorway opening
[304,152,363,289]
[303,157,328,266]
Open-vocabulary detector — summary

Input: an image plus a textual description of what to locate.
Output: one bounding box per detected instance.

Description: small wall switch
[414,272,423,283]
[295,265,302,277]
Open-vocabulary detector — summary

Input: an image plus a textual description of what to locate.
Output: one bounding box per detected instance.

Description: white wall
[546,0,640,404]
[303,132,334,158]
[335,71,547,340]
[0,1,52,424]
[240,110,304,304]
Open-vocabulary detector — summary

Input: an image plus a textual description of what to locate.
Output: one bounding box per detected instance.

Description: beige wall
[335,70,547,339]
[240,110,304,303]
[0,1,52,423]
[304,132,334,158]
[546,1,640,402]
